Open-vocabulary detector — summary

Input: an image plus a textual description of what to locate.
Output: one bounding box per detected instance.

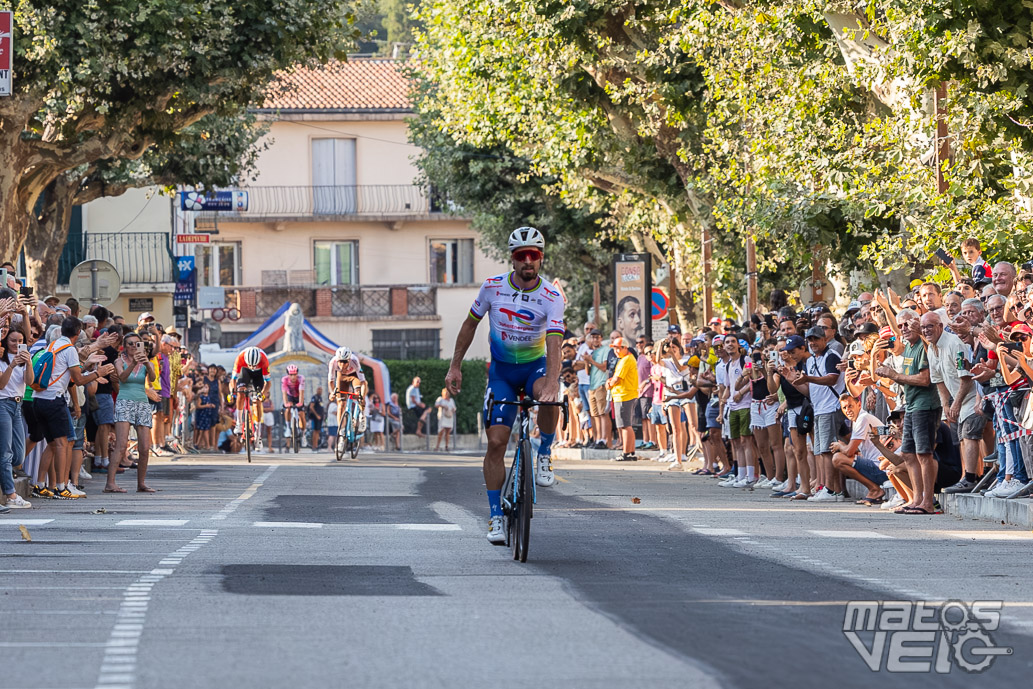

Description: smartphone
[17,344,27,355]
[934,248,954,265]
[876,425,892,436]
[847,359,856,370]
[0,269,7,285]
[768,351,779,365]
[18,284,31,297]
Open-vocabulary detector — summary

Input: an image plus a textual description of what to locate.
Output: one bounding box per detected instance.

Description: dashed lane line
[211,465,278,520]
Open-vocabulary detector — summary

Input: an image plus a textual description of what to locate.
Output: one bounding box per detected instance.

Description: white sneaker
[807,487,833,502]
[66,484,86,498]
[337,436,347,452]
[6,495,31,509]
[741,478,759,491]
[831,492,845,502]
[79,466,92,481]
[486,515,505,544]
[536,455,555,487]
[731,477,749,488]
[301,435,309,448]
[987,478,1024,498]
[755,477,772,489]
[881,495,906,510]
[357,412,367,434]
[771,480,788,492]
[718,475,737,487]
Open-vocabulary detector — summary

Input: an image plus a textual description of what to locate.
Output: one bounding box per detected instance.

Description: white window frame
[314,240,359,286]
[428,238,475,285]
[196,241,241,287]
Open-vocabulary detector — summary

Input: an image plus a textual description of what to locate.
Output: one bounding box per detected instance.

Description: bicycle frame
[487,394,568,562]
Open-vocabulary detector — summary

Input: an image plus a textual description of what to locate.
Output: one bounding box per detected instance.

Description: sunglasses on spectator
[1011,334,1030,342]
[512,249,542,263]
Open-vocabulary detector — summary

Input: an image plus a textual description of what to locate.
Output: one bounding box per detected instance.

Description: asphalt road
[2,449,1032,689]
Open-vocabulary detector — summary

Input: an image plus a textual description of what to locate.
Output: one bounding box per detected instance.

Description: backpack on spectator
[30,341,75,393]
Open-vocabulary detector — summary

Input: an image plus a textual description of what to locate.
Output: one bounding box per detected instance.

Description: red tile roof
[260,59,411,112]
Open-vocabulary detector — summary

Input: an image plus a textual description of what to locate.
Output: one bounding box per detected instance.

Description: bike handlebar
[486,394,568,430]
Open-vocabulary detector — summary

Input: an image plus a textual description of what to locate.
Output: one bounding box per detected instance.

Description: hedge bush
[364,359,489,434]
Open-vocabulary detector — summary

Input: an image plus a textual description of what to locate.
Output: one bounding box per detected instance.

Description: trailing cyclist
[281,364,307,447]
[231,346,272,437]
[445,226,565,544]
[328,346,368,453]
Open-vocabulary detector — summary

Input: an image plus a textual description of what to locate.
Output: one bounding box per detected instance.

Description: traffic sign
[69,260,121,307]
[0,11,12,97]
[651,287,668,320]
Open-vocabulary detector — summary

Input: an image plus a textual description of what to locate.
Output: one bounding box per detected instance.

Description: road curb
[941,492,1033,528]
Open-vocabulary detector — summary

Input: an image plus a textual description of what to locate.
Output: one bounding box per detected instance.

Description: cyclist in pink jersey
[281,365,307,446]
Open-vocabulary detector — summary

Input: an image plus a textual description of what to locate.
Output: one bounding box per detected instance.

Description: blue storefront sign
[174,256,196,304]
[178,190,249,212]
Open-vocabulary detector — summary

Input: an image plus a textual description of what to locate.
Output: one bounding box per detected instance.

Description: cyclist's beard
[517,263,538,282]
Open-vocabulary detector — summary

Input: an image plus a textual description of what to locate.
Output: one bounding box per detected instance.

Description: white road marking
[94,530,218,689]
[808,530,894,539]
[0,519,54,525]
[692,527,747,536]
[0,569,150,574]
[0,642,107,648]
[941,531,1033,540]
[393,524,461,531]
[116,520,189,527]
[252,521,323,529]
[212,465,278,520]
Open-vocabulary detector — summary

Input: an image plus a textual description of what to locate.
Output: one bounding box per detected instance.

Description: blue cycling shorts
[484,357,547,428]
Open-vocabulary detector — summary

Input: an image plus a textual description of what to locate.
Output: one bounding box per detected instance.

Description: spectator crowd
[555,237,1033,513]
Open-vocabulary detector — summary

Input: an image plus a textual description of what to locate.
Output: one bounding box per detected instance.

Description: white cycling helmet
[285,364,298,375]
[508,226,545,253]
[335,346,352,361]
[242,346,263,368]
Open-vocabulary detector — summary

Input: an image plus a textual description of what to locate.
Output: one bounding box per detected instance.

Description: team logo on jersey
[485,276,505,285]
[542,285,560,300]
[499,307,535,325]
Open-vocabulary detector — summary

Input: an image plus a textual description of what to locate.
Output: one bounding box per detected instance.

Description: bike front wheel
[336,412,347,461]
[244,406,253,464]
[510,438,534,562]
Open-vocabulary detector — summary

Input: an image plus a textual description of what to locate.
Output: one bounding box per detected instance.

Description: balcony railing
[195,185,451,221]
[226,284,438,320]
[58,231,175,286]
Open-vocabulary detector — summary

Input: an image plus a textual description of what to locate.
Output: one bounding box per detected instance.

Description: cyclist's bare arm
[446,315,479,395]
[538,335,562,403]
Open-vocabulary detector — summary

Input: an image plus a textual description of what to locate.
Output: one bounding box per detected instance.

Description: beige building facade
[178,59,504,360]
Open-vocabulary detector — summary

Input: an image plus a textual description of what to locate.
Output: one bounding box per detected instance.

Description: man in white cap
[137,312,155,327]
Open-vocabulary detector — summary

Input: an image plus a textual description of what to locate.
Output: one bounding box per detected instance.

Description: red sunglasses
[512,249,542,263]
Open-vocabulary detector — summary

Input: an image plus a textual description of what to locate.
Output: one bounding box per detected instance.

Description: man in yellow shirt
[606,337,640,461]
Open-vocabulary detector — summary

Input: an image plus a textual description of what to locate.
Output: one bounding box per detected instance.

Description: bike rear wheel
[291,413,300,453]
[349,411,360,459]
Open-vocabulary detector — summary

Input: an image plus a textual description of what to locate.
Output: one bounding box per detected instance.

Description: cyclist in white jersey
[445,227,565,544]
